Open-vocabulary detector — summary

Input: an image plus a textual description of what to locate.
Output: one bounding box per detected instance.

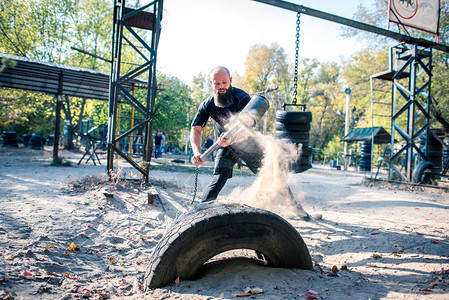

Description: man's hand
[217,133,232,147]
[191,154,204,166]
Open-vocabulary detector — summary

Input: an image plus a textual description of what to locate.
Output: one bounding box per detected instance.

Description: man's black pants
[201,136,264,202]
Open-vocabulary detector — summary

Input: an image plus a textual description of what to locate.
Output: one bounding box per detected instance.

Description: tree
[307,62,345,151]
[152,74,193,150]
[243,43,290,134]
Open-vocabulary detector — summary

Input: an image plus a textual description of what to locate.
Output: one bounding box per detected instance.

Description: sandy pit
[0,145,448,299]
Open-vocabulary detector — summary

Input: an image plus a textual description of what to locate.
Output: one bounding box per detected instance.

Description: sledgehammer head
[238,94,270,128]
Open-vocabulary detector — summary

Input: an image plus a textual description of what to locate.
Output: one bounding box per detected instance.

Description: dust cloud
[227,132,307,218]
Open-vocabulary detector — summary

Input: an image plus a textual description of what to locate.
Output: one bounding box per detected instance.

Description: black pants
[201,136,264,202]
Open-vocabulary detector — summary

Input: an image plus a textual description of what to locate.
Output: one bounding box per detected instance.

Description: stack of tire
[420,131,443,172]
[275,110,312,173]
[22,134,32,147]
[28,133,46,150]
[359,140,372,171]
[2,131,19,147]
[414,130,443,184]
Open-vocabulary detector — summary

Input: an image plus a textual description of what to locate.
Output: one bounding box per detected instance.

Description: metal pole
[344,88,351,171]
[251,0,449,53]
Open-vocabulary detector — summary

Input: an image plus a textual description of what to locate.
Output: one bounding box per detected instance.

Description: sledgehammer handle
[199,122,242,162]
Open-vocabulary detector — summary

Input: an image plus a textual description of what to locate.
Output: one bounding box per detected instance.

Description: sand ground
[0,146,448,300]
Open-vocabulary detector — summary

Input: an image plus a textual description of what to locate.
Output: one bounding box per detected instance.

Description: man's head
[210,66,234,108]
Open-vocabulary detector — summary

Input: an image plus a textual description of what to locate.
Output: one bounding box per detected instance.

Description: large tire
[412,161,435,184]
[275,111,312,124]
[144,203,312,290]
[275,131,309,140]
[275,122,310,132]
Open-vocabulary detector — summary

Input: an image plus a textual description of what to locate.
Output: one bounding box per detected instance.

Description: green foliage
[242,43,290,134]
[152,74,193,149]
[0,89,55,138]
[307,62,345,150]
[322,135,344,161]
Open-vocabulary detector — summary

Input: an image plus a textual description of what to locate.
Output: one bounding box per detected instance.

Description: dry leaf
[341,264,348,270]
[372,253,382,259]
[233,293,251,297]
[331,265,338,273]
[175,276,180,286]
[307,289,319,295]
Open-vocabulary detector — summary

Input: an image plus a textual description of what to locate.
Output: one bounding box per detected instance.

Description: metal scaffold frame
[107,0,163,182]
[388,43,433,182]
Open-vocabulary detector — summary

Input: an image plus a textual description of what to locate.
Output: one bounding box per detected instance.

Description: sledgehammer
[199,94,270,162]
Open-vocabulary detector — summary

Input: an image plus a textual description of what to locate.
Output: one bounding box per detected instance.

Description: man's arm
[190,125,204,165]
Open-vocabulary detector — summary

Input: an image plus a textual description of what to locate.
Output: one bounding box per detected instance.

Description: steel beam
[252,0,449,53]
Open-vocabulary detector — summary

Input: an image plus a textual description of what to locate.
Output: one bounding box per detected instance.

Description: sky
[156,0,377,85]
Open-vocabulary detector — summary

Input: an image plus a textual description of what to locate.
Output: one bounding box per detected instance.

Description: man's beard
[213,86,234,108]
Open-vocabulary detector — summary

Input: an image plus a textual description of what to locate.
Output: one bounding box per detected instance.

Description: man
[190,66,265,202]
[190,66,311,220]
[202,134,214,161]
[154,131,163,158]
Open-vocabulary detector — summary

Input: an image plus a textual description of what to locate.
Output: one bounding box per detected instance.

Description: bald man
[190,66,265,202]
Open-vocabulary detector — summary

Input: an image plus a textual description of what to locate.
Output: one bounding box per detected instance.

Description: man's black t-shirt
[154,135,162,146]
[191,87,250,134]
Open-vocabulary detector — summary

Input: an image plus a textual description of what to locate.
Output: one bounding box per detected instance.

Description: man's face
[211,70,232,94]
[211,69,233,108]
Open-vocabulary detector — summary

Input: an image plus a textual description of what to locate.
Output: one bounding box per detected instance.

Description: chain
[190,166,199,204]
[292,12,301,105]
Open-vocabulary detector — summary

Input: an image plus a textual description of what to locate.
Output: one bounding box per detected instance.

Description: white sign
[388,0,440,35]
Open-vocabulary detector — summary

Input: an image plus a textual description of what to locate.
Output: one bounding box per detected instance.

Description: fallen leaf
[429,282,437,288]
[421,289,432,292]
[372,253,382,259]
[175,276,180,286]
[307,289,319,295]
[371,232,380,235]
[431,239,442,244]
[306,297,318,300]
[233,293,251,297]
[341,264,348,270]
[331,265,338,273]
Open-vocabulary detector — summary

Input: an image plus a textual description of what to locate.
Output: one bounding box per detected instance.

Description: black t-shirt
[191,87,250,134]
[154,135,162,146]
